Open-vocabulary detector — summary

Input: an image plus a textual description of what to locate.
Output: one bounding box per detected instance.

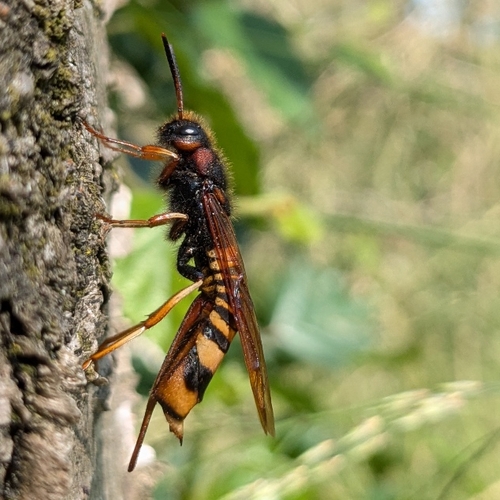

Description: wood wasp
[83,33,275,472]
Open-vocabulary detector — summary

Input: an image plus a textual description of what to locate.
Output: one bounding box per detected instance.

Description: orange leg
[96,212,188,229]
[82,279,203,370]
[83,120,186,229]
[82,120,178,162]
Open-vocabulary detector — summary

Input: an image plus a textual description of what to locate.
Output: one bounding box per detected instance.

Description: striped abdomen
[152,249,236,440]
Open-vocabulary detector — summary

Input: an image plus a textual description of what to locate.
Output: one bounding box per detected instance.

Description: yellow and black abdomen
[153,248,236,440]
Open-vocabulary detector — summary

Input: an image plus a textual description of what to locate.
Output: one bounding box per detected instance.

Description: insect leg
[127,393,157,472]
[176,238,205,282]
[128,297,209,472]
[82,121,178,161]
[97,212,188,229]
[82,279,203,370]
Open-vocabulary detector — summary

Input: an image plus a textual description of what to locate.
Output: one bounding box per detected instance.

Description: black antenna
[161,33,184,120]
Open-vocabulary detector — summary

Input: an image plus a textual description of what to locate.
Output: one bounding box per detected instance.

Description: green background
[101,1,500,498]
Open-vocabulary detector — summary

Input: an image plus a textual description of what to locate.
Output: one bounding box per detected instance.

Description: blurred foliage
[99,0,500,498]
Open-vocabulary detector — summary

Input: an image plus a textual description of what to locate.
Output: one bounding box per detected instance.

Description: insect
[83,33,275,472]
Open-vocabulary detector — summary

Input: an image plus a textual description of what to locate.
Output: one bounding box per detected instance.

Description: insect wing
[203,192,275,435]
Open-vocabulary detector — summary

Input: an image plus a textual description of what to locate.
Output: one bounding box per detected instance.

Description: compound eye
[178,125,198,136]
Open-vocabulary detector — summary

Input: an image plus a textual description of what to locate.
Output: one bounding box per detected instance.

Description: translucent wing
[203,191,275,435]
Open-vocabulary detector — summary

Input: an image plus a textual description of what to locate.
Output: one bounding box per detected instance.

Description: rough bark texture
[0,1,131,498]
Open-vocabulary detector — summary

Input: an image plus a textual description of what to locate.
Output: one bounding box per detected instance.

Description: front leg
[83,120,178,162]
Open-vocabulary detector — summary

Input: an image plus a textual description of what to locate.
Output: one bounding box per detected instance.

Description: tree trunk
[0,1,133,498]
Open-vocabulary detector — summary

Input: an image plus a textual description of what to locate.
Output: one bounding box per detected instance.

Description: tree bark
[0,1,131,498]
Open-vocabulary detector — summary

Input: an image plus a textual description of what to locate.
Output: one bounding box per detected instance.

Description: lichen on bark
[0,0,131,498]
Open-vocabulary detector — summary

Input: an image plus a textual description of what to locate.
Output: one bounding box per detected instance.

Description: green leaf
[193,1,314,123]
[271,260,373,367]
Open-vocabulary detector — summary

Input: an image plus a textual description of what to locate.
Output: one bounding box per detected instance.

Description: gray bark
[0,1,134,498]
